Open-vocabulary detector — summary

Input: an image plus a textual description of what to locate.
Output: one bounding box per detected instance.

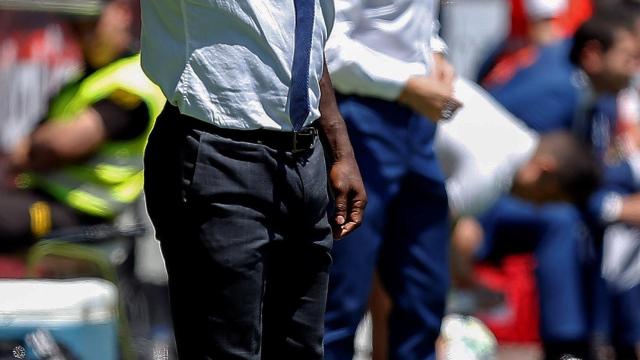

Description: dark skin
[12,37,366,238]
[316,60,367,239]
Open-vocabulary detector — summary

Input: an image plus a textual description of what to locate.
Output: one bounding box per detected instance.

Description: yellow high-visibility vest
[24,54,165,218]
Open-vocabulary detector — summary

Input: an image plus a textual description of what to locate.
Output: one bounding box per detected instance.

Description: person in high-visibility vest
[0,0,164,251]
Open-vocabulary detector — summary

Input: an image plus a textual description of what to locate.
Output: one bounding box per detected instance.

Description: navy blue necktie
[289,0,316,131]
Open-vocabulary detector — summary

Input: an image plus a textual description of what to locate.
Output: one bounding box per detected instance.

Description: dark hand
[317,58,367,239]
[329,155,367,239]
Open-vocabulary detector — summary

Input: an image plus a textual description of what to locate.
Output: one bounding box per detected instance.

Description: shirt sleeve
[430,19,448,54]
[325,0,427,101]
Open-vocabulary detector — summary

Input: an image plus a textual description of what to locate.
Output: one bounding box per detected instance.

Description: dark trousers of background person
[324,96,450,360]
[143,104,333,360]
[610,284,640,357]
[593,253,640,358]
[477,195,591,358]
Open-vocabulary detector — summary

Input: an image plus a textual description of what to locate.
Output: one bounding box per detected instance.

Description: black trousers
[143,105,333,359]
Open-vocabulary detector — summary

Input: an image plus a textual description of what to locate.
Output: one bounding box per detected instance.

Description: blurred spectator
[0,11,82,157]
[0,0,164,251]
[438,80,600,217]
[452,9,640,360]
[367,78,600,360]
[322,0,457,358]
[510,0,592,44]
[478,0,592,87]
[583,4,640,357]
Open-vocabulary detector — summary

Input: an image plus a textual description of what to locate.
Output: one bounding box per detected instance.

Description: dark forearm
[316,60,354,163]
[315,58,367,239]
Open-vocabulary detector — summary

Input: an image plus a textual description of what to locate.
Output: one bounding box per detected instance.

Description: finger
[347,197,366,225]
[441,67,456,86]
[446,64,457,79]
[337,221,360,239]
[333,190,347,227]
[335,194,366,239]
[436,69,448,83]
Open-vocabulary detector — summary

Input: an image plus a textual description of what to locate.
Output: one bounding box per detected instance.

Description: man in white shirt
[323,1,460,358]
[140,1,366,358]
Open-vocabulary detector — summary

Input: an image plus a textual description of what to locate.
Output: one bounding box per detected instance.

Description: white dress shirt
[436,78,539,216]
[140,0,334,131]
[325,0,446,100]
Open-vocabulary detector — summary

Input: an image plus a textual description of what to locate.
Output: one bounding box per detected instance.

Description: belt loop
[293,133,300,153]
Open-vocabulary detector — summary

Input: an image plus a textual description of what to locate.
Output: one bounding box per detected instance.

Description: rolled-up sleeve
[430,20,448,54]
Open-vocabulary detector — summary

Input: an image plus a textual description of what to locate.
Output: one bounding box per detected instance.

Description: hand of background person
[329,155,367,239]
[397,75,462,122]
[433,52,456,87]
[617,192,640,225]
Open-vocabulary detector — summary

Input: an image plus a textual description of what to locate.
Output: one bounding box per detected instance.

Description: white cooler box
[0,278,118,359]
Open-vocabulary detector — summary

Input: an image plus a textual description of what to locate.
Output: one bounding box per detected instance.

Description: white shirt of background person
[325,0,446,100]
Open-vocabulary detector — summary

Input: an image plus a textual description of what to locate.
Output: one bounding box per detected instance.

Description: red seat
[474,254,540,344]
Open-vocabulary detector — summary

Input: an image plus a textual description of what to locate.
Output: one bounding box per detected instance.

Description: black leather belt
[170,105,319,154]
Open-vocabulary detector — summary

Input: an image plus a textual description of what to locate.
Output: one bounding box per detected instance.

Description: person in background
[368,77,600,360]
[464,10,640,359]
[509,0,592,43]
[582,4,640,356]
[0,0,165,250]
[323,0,461,358]
[0,8,82,167]
[437,80,599,218]
[588,158,640,359]
[478,0,591,87]
[551,9,640,231]
[140,0,366,357]
[482,0,581,133]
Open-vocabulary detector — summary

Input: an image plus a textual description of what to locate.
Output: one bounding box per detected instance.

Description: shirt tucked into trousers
[141,0,335,357]
[144,105,333,359]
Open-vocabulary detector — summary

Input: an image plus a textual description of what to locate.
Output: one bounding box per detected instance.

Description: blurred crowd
[0,1,170,358]
[1,0,640,359]
[444,0,640,359]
